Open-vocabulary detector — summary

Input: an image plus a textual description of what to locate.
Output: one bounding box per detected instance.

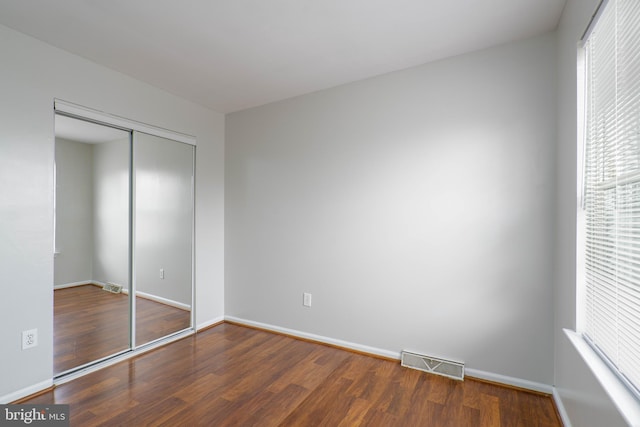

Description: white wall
[0,23,224,401]
[54,138,94,286]
[553,0,629,425]
[226,33,557,385]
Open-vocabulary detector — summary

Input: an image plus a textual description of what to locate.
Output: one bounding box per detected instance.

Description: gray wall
[226,33,557,385]
[0,23,224,402]
[554,0,629,425]
[54,138,94,286]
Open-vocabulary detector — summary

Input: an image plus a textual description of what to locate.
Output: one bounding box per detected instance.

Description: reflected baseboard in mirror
[54,284,190,375]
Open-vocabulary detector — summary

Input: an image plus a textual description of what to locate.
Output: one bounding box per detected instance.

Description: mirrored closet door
[54,115,132,375]
[53,111,194,377]
[133,132,194,347]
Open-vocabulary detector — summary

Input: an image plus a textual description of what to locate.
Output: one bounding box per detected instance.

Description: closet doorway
[53,104,195,377]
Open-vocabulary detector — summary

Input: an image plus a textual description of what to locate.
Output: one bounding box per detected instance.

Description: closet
[53,102,194,376]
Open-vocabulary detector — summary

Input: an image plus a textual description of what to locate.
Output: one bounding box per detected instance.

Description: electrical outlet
[160,268,165,279]
[22,329,38,350]
[303,293,312,307]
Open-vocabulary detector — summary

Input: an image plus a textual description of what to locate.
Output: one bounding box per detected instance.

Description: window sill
[564,329,640,426]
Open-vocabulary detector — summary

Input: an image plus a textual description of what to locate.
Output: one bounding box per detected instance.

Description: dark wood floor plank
[25,323,562,426]
[267,346,348,394]
[360,408,400,426]
[245,383,310,426]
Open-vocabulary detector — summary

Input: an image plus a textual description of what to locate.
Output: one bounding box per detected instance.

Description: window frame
[575,0,640,418]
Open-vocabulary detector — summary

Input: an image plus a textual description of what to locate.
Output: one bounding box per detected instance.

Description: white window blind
[583,0,640,395]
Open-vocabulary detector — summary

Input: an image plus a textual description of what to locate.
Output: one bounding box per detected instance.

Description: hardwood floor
[31,323,561,426]
[54,285,191,374]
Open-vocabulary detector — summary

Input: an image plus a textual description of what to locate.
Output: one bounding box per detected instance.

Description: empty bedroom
[0,0,638,425]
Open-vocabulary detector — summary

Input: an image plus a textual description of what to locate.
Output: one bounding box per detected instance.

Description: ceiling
[0,1,566,113]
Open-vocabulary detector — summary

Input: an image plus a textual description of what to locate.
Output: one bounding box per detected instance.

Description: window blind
[583,0,640,395]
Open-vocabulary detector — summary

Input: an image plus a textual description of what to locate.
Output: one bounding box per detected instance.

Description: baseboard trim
[197,316,225,332]
[552,387,572,427]
[134,291,191,311]
[465,368,553,394]
[117,288,190,311]
[1,379,53,404]
[53,281,94,290]
[224,316,399,361]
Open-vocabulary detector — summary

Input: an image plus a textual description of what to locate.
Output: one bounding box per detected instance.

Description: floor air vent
[401,351,464,381]
[102,282,123,294]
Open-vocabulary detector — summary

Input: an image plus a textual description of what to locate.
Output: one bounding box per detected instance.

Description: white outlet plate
[303,293,312,307]
[160,268,164,279]
[22,329,38,350]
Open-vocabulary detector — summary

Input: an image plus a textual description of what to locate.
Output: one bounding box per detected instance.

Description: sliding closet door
[54,114,132,376]
[53,101,196,376]
[133,132,194,347]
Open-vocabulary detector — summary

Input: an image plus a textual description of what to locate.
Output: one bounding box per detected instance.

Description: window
[581,0,640,397]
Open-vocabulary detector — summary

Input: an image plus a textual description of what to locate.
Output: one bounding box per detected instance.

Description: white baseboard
[0,379,53,404]
[224,316,556,396]
[552,387,572,427]
[464,368,553,394]
[53,280,94,290]
[197,316,225,331]
[135,291,191,311]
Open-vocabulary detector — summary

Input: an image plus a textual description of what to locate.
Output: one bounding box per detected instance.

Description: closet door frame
[53,99,196,378]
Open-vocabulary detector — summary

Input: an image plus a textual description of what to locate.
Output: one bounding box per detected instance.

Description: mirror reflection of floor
[54,284,191,375]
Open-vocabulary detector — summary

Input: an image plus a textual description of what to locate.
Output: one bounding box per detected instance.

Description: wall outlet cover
[303,293,312,307]
[22,329,38,350]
